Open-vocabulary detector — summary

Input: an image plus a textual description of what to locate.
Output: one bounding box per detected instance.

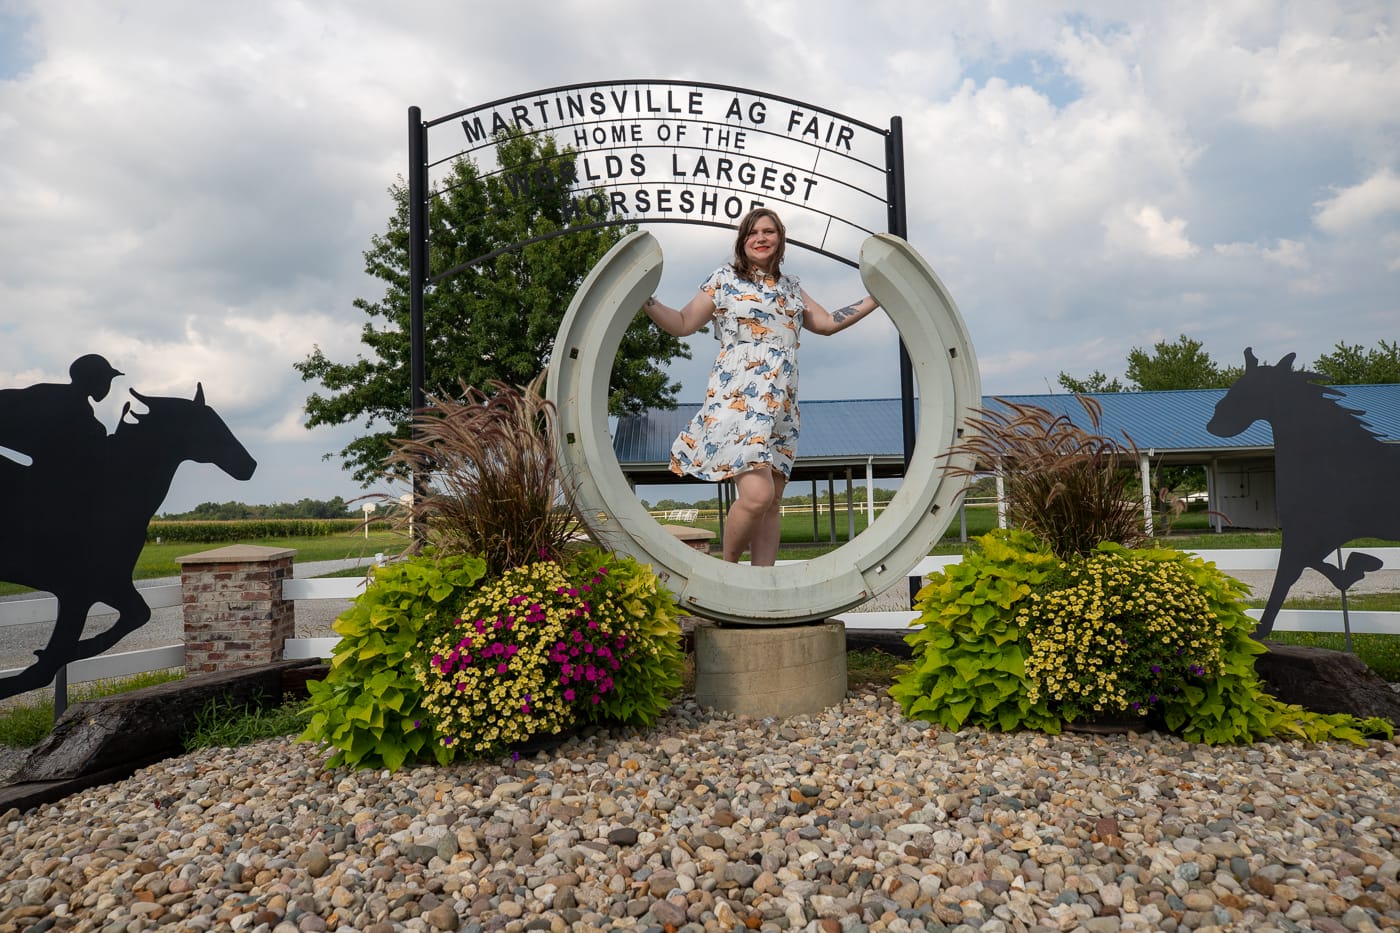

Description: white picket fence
[2,548,1397,690]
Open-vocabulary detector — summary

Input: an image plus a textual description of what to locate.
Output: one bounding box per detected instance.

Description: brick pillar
[177,545,296,674]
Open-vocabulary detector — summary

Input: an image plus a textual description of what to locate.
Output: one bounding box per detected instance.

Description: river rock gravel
[2,688,1398,932]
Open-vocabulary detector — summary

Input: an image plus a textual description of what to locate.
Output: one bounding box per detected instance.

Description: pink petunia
[496,662,509,674]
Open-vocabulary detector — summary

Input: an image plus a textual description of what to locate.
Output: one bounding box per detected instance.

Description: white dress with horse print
[669,265,804,481]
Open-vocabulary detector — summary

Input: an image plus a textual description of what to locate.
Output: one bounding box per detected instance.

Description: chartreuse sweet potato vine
[301,553,487,771]
[891,530,1392,745]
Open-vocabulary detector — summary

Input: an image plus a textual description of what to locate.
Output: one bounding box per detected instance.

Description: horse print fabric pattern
[669,266,804,481]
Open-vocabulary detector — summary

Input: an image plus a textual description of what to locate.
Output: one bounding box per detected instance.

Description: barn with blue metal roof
[614,385,1400,531]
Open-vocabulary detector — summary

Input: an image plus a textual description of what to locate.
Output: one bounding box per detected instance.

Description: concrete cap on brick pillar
[176,545,297,564]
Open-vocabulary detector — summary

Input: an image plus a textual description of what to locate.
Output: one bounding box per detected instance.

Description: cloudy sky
[1,1,1396,513]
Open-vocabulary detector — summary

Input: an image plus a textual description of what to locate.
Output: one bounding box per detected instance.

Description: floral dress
[669,265,804,481]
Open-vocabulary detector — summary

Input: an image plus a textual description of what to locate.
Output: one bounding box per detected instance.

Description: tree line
[158,497,356,521]
[1059,335,1400,393]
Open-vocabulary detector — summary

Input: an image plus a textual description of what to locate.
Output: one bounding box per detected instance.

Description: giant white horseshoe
[547,230,980,624]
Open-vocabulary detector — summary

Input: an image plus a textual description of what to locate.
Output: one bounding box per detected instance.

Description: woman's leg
[747,471,787,566]
[722,468,779,562]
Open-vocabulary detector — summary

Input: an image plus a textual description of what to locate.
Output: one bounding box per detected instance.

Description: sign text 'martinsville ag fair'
[424,81,892,265]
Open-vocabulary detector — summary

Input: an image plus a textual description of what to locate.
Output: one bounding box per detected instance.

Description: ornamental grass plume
[381,375,584,576]
[943,396,1148,559]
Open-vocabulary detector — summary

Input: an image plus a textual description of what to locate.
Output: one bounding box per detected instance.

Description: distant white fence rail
[2,548,1397,688]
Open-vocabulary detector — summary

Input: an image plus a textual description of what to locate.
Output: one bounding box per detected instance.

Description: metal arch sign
[414,79,899,277]
[547,230,980,625]
[405,78,921,470]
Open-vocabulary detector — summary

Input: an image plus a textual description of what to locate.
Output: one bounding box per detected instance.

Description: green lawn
[0,530,408,597]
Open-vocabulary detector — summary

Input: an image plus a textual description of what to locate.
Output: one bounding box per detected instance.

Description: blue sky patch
[965,50,1082,108]
[0,9,38,80]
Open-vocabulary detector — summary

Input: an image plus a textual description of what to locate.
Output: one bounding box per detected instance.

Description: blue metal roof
[614,384,1400,466]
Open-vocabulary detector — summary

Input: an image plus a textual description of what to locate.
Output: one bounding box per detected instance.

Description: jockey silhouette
[0,354,123,473]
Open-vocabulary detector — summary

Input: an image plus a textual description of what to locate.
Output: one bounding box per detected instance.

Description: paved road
[0,558,374,692]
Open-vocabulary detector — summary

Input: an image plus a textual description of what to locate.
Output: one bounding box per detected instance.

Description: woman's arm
[801,291,881,336]
[643,291,716,337]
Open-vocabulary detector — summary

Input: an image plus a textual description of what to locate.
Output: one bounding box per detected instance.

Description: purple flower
[564,688,576,701]
[1150,665,1161,674]
[496,662,509,674]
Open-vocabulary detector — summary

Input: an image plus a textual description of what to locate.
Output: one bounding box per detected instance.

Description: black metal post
[408,107,428,544]
[886,116,915,467]
[53,667,67,721]
[887,116,921,605]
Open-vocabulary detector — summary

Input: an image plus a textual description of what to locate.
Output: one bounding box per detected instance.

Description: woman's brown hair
[731,208,786,281]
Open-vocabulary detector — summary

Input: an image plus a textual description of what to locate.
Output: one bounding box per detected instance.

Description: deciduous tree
[297,132,690,483]
[1312,340,1400,385]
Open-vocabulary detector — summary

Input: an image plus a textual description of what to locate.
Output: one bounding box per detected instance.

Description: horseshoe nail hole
[948,347,958,358]
[566,432,576,444]
[569,347,579,359]
[873,564,886,574]
[930,504,941,515]
[956,428,964,437]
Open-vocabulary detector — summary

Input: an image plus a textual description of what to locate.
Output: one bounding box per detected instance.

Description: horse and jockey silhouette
[1208,348,1398,637]
[0,357,255,700]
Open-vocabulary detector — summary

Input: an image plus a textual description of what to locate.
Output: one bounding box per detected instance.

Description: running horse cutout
[1207,348,1398,637]
[0,377,255,699]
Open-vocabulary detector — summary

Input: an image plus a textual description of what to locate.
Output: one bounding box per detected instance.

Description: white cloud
[1214,238,1307,268]
[0,0,1396,509]
[1314,169,1400,233]
[1104,204,1198,258]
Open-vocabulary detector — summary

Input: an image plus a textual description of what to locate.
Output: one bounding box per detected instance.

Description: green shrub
[414,548,684,760]
[1017,544,1231,722]
[890,530,1062,734]
[301,552,488,771]
[565,547,685,727]
[891,530,1393,745]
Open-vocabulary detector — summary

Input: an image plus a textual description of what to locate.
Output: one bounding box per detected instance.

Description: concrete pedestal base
[693,620,847,718]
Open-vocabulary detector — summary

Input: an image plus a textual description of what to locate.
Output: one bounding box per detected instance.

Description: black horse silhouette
[1207,348,1397,637]
[0,385,255,699]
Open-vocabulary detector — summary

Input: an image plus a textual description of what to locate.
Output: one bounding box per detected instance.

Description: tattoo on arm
[831,302,860,324]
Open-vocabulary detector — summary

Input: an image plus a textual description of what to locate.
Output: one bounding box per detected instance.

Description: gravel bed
[1,688,1397,932]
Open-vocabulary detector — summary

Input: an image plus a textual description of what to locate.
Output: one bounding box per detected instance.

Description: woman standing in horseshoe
[643,208,881,565]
